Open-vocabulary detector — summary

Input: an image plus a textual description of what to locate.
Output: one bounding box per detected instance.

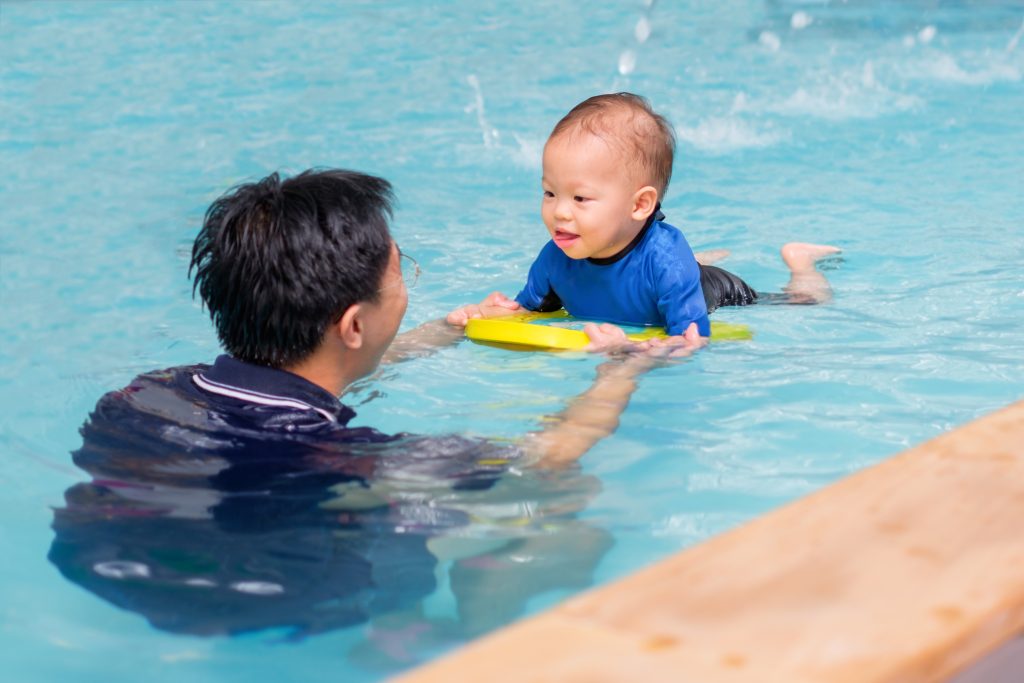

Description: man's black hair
[190,169,394,368]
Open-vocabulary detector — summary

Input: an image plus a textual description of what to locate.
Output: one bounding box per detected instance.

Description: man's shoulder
[92,364,207,414]
[86,361,376,445]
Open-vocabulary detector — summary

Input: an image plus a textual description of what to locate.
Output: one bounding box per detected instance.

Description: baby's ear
[631,186,659,220]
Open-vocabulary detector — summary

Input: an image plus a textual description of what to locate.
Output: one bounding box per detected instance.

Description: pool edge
[393,399,1024,683]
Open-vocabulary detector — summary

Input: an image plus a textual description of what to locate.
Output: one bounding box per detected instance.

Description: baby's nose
[554,199,573,220]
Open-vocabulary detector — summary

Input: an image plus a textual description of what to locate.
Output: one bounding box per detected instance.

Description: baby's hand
[446,291,521,327]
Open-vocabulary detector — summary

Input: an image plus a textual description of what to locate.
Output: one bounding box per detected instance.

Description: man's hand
[582,322,645,354]
[583,321,707,356]
[644,322,708,358]
[446,291,521,327]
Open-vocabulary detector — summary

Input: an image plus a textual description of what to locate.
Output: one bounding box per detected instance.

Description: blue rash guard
[514,209,711,336]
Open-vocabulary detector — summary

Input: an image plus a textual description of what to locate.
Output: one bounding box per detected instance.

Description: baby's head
[541,93,676,259]
[549,92,675,199]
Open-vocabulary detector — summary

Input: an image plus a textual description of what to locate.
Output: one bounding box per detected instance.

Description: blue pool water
[2,1,1023,680]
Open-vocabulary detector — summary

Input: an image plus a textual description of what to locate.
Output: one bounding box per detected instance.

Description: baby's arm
[657,245,712,340]
[445,291,521,327]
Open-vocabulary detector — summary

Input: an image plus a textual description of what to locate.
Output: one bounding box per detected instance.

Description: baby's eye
[573,195,588,202]
[542,190,554,198]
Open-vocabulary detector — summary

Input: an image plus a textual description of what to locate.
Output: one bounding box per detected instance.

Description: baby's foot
[694,248,731,266]
[781,242,841,271]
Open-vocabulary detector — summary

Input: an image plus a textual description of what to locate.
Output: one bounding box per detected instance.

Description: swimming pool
[2,1,1022,680]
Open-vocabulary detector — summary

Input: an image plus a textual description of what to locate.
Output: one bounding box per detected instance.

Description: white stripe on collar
[192,373,337,423]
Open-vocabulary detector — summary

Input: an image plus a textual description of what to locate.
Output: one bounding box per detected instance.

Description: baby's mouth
[553,230,580,248]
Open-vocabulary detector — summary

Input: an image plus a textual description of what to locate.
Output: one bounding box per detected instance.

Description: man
[185,167,697,464]
[49,169,699,641]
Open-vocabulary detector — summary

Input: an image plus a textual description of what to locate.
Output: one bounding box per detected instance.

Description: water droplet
[759,31,781,52]
[791,12,812,30]
[618,50,637,75]
[861,61,876,88]
[635,17,651,43]
[731,92,748,113]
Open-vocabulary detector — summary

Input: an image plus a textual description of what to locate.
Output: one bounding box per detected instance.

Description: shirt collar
[586,204,665,266]
[192,355,354,424]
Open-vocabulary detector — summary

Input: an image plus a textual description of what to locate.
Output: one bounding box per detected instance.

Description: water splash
[910,53,1021,86]
[676,117,787,154]
[759,31,782,52]
[465,74,500,148]
[1007,18,1024,54]
[765,63,922,120]
[861,61,876,88]
[510,133,542,170]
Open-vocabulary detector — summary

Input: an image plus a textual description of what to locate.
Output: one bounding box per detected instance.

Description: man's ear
[336,304,364,350]
[631,186,659,221]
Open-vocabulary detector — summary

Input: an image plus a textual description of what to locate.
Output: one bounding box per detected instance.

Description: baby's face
[541,132,646,260]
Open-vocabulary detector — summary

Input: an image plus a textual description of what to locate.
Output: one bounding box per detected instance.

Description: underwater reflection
[49,377,610,654]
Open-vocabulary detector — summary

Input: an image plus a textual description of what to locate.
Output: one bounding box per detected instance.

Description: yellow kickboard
[466,311,752,351]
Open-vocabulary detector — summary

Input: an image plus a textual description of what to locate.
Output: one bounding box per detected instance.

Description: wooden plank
[395,401,1024,683]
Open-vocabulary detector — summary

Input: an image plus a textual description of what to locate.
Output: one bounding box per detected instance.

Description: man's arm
[379,292,521,365]
[445,291,521,327]
[522,323,703,468]
[379,318,464,365]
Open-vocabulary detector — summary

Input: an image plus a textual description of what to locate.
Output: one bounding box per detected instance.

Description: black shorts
[700,264,756,313]
[700,264,794,313]
[699,264,789,313]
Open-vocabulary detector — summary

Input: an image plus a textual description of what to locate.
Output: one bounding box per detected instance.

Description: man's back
[49,357,513,637]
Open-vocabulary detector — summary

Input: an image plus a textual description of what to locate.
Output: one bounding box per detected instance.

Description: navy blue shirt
[189,354,386,438]
[50,355,515,637]
[515,210,711,336]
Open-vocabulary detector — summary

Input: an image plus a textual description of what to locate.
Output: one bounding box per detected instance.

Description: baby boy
[448,93,839,349]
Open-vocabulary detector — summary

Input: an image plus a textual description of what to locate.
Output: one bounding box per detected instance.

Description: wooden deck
[396,400,1024,683]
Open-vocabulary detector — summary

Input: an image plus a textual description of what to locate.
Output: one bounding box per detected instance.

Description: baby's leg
[780,243,842,304]
[694,248,730,266]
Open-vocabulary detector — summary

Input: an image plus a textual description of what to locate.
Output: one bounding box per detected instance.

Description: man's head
[541,93,676,260]
[190,169,399,370]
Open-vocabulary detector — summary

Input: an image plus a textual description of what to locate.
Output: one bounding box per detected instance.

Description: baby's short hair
[549,92,676,198]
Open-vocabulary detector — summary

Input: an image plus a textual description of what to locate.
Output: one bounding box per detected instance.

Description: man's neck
[284,348,355,398]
